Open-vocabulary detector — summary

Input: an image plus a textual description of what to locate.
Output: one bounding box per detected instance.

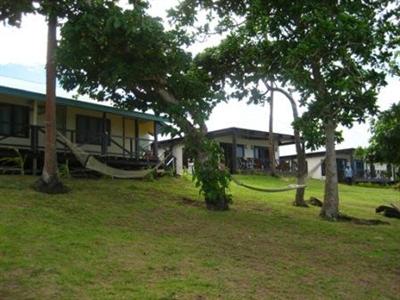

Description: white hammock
[57,131,164,179]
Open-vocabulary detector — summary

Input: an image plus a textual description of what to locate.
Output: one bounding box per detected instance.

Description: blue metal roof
[0,85,167,123]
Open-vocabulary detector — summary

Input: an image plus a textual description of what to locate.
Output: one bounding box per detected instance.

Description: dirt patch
[308,197,323,207]
[338,214,390,226]
[179,197,205,208]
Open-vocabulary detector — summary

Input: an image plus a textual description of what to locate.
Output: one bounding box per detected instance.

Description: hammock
[230,159,325,193]
[57,131,164,179]
[231,176,306,193]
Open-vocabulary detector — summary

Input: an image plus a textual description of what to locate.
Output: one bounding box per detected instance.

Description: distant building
[280,148,397,183]
[159,127,295,175]
[0,85,166,174]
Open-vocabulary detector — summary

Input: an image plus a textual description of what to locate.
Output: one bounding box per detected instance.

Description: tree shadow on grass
[337,214,390,226]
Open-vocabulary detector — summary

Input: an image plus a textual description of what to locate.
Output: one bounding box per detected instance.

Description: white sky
[0,1,399,155]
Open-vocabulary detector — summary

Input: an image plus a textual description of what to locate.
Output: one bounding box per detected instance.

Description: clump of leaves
[191,140,232,210]
[59,159,71,178]
[0,147,26,175]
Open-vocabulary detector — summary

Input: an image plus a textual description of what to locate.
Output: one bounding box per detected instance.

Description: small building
[280,148,397,183]
[0,85,166,174]
[159,127,296,175]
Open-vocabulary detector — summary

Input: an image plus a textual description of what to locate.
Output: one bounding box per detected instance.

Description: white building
[280,148,397,183]
[159,127,295,175]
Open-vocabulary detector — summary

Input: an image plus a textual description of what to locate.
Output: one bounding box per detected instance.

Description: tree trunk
[291,109,308,207]
[320,120,339,219]
[187,123,230,211]
[268,82,276,176]
[34,14,68,194]
[264,83,308,207]
[293,137,307,207]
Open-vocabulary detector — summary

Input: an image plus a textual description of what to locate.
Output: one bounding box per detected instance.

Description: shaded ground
[0,175,399,299]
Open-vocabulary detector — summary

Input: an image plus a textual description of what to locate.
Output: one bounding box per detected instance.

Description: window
[0,104,29,138]
[76,115,110,145]
[254,146,268,160]
[236,144,245,158]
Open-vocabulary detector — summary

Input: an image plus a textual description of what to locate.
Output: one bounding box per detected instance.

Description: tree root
[32,177,70,194]
[321,213,390,225]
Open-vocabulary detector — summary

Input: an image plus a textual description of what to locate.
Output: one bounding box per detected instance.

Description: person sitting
[344,165,353,185]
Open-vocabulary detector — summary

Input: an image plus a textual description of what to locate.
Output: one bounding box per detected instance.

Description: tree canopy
[57,1,231,209]
[369,103,400,165]
[170,0,400,219]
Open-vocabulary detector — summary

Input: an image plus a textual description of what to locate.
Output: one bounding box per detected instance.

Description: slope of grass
[0,174,399,299]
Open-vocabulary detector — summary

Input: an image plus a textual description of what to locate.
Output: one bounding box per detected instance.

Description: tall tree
[369,103,400,166]
[268,82,276,176]
[0,0,89,193]
[189,34,309,206]
[171,0,398,219]
[57,1,231,209]
[264,83,308,207]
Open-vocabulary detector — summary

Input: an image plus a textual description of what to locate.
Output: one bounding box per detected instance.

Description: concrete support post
[32,100,38,175]
[231,130,237,174]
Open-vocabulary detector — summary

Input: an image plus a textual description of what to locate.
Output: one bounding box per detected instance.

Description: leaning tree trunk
[34,14,67,194]
[320,120,339,219]
[289,101,308,207]
[263,82,308,207]
[268,82,276,176]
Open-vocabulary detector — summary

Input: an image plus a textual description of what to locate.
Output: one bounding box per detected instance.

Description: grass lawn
[0,174,399,299]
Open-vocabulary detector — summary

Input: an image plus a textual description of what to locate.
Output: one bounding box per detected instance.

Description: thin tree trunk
[289,100,308,207]
[268,81,276,176]
[320,120,339,219]
[263,82,307,206]
[34,14,67,193]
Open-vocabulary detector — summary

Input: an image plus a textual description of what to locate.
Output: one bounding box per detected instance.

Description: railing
[0,122,31,142]
[0,125,157,160]
[237,157,271,171]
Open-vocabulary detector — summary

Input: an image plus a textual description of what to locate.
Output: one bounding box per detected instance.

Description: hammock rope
[231,176,306,193]
[57,131,165,179]
[230,159,325,193]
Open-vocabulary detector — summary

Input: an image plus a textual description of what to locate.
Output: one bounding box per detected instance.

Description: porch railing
[0,125,157,160]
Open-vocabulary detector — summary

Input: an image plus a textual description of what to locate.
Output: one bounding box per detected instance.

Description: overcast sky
[0,1,399,155]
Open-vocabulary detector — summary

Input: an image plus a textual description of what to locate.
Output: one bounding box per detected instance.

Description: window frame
[0,103,30,138]
[75,114,111,145]
[236,144,245,158]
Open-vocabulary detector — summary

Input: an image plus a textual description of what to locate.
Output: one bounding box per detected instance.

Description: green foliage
[143,170,156,182]
[57,1,222,123]
[171,0,400,215]
[369,103,400,165]
[58,159,71,178]
[0,0,93,24]
[354,147,369,161]
[172,0,399,149]
[56,1,230,208]
[0,148,26,175]
[0,0,34,26]
[190,139,232,209]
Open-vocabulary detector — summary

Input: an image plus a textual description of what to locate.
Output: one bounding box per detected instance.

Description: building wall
[304,153,352,180]
[160,134,283,175]
[212,135,280,159]
[0,95,156,157]
[292,153,394,181]
[307,156,325,180]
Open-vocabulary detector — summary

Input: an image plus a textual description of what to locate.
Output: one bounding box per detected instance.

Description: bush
[192,140,232,210]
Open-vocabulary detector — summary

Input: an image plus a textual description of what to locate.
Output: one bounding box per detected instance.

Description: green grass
[0,174,399,299]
